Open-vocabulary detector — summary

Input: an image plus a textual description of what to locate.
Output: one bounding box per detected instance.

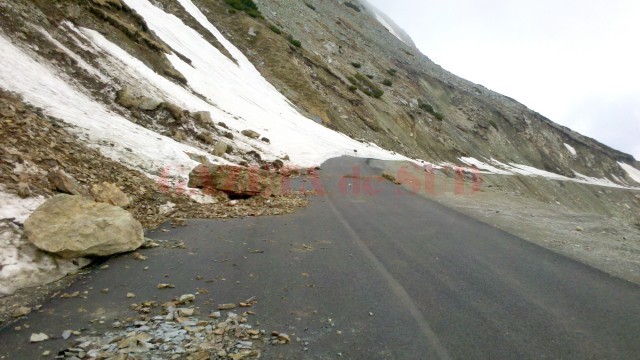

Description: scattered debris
[55,294,290,358]
[218,303,237,310]
[132,252,148,261]
[29,333,49,343]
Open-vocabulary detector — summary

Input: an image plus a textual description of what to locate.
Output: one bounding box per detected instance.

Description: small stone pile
[55,295,290,359]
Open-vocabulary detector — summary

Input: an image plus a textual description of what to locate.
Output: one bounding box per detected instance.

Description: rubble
[90,182,131,208]
[55,294,290,359]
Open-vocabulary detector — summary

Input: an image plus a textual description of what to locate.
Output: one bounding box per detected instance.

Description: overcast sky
[367,0,640,159]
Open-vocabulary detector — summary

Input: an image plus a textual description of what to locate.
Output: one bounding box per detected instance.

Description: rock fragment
[241,129,261,139]
[29,333,49,343]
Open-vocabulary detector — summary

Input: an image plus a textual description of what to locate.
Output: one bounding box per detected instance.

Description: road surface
[1,157,639,359]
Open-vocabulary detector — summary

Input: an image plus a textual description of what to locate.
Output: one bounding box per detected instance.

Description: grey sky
[368,0,640,159]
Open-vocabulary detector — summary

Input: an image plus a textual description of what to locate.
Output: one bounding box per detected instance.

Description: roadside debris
[54,294,289,359]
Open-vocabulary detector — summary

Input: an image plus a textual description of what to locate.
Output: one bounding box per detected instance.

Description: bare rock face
[188,164,281,197]
[90,182,131,208]
[24,194,143,258]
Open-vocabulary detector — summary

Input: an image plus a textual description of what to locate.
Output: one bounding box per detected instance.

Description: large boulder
[188,164,282,197]
[24,194,143,258]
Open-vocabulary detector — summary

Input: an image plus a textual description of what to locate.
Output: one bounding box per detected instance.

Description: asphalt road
[1,157,640,359]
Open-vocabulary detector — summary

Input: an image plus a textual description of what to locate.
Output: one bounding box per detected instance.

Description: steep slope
[246,0,638,183]
[0,0,639,298]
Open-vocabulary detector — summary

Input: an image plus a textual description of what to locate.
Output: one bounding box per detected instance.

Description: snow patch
[373,11,405,44]
[459,157,512,175]
[0,190,45,224]
[35,26,109,82]
[619,162,640,184]
[121,0,410,167]
[0,33,212,183]
[564,143,577,156]
[458,157,638,189]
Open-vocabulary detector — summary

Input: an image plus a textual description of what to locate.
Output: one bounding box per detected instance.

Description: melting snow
[120,0,411,167]
[458,157,639,189]
[619,162,640,184]
[0,33,212,182]
[564,143,577,156]
[373,11,405,44]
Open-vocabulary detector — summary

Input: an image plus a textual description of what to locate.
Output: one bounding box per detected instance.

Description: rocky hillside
[0,0,637,183]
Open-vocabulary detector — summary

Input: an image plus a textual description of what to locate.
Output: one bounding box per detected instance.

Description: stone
[193,111,212,124]
[115,86,139,108]
[576,226,584,232]
[261,137,270,143]
[24,194,144,258]
[277,333,291,343]
[12,306,31,318]
[179,294,196,304]
[115,86,161,111]
[272,159,284,170]
[188,164,282,197]
[178,308,194,316]
[196,131,214,145]
[163,102,187,121]
[17,182,31,198]
[30,333,49,342]
[173,130,187,141]
[90,182,131,207]
[48,169,82,195]
[213,142,228,157]
[137,98,162,111]
[241,129,260,139]
[217,303,236,310]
